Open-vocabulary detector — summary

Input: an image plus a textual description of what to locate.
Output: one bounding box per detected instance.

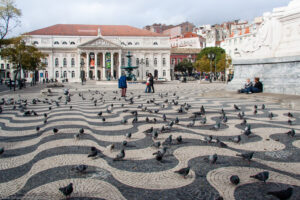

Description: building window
[70,41,75,45]
[122,58,125,66]
[62,41,67,45]
[44,58,48,66]
[171,59,175,65]
[71,58,75,67]
[128,42,132,45]
[72,71,75,78]
[136,58,139,66]
[153,42,158,45]
[135,42,140,45]
[137,70,139,77]
[121,42,126,46]
[6,64,9,69]
[54,41,59,45]
[80,58,84,66]
[154,58,157,66]
[55,71,59,78]
[1,64,4,69]
[163,58,166,66]
[33,41,39,45]
[163,70,166,77]
[55,58,59,67]
[146,58,149,67]
[146,70,149,76]
[63,71,67,78]
[63,58,67,67]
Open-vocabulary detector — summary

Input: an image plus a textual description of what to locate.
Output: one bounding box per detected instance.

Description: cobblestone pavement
[0,82,299,200]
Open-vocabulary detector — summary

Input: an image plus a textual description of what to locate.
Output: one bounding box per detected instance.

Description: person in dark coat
[118,71,127,97]
[240,77,263,94]
[149,73,154,93]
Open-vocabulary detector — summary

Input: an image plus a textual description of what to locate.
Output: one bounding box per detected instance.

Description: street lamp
[80,59,85,85]
[207,53,215,83]
[140,58,145,81]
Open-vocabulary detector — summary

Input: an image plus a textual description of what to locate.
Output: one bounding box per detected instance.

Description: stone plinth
[227,56,300,95]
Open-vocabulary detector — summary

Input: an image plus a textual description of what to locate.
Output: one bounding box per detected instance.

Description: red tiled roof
[25,24,165,37]
[183,32,198,38]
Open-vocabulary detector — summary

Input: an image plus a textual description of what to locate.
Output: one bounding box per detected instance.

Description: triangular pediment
[79,36,121,48]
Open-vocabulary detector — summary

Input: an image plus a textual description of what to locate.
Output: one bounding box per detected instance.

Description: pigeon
[113,149,125,161]
[243,129,252,137]
[267,187,293,200]
[253,109,257,115]
[236,152,254,161]
[32,110,38,116]
[74,133,81,140]
[125,132,132,139]
[97,111,103,117]
[286,129,296,137]
[163,114,167,121]
[250,171,269,182]
[109,143,115,152]
[254,105,258,109]
[210,122,221,130]
[200,116,207,124]
[36,126,40,132]
[44,119,47,124]
[153,147,168,156]
[152,130,159,139]
[245,124,251,131]
[230,135,241,143]
[269,112,274,120]
[155,151,164,162]
[53,128,59,134]
[121,118,128,124]
[144,127,153,134]
[287,112,294,118]
[23,110,31,116]
[237,112,243,119]
[201,105,206,115]
[288,119,293,126]
[174,166,190,178]
[69,106,72,110]
[79,128,84,134]
[145,117,150,123]
[175,116,179,124]
[187,119,195,127]
[163,135,172,145]
[176,136,183,144]
[0,147,4,156]
[234,104,240,111]
[44,113,47,118]
[222,116,228,123]
[151,141,161,148]
[229,175,240,185]
[169,120,174,127]
[204,135,213,143]
[122,140,128,146]
[49,106,52,111]
[216,139,227,148]
[59,183,73,198]
[87,147,98,158]
[73,164,88,173]
[102,117,106,122]
[209,154,218,164]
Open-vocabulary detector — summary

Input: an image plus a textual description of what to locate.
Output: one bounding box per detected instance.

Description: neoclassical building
[10,24,171,82]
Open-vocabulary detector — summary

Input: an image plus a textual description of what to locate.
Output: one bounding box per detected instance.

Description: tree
[0,36,47,88]
[193,55,210,72]
[174,59,194,75]
[0,0,21,45]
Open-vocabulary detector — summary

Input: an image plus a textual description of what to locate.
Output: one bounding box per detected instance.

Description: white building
[1,24,171,82]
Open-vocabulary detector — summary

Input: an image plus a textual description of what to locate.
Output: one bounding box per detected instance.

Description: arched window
[63,58,67,67]
[146,58,149,67]
[54,41,59,45]
[135,42,140,45]
[71,58,75,67]
[33,41,39,45]
[6,64,10,69]
[137,70,140,77]
[55,58,59,67]
[62,41,67,45]
[153,42,158,45]
[163,58,166,66]
[136,58,139,66]
[63,71,67,78]
[55,71,59,78]
[70,41,75,45]
[163,70,166,77]
[44,58,48,66]
[128,42,132,45]
[121,58,125,66]
[72,71,75,78]
[154,58,157,66]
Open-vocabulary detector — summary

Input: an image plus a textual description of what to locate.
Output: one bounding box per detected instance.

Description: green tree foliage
[0,36,47,81]
[0,0,21,42]
[174,58,194,74]
[195,47,230,73]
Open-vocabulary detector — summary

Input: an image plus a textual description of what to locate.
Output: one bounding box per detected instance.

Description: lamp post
[80,60,84,85]
[207,53,215,83]
[140,58,145,81]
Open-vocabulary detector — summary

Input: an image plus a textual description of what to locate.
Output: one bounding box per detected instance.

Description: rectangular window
[146,58,149,67]
[171,59,175,65]
[6,64,10,69]
[154,58,157,66]
[163,58,166,66]
[163,70,166,77]
[136,58,139,66]
[122,58,125,66]
[1,64,4,69]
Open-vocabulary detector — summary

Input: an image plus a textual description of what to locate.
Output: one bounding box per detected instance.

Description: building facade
[1,24,171,82]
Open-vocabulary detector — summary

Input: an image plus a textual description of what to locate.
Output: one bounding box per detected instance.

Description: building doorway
[89,70,93,79]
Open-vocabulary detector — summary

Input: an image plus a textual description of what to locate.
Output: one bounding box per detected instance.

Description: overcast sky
[10,0,291,37]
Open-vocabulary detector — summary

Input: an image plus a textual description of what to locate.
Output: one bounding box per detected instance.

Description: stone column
[86,52,89,80]
[118,51,122,79]
[102,52,106,80]
[95,52,98,80]
[111,52,114,80]
[77,52,81,82]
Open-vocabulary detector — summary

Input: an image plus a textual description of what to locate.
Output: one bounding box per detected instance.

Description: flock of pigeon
[0,85,299,200]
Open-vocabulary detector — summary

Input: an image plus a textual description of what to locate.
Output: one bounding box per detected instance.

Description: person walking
[149,73,154,93]
[118,71,127,97]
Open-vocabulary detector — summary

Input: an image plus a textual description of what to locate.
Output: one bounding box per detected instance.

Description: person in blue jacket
[119,71,127,97]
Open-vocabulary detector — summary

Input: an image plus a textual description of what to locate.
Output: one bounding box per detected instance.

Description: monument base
[227,56,300,95]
